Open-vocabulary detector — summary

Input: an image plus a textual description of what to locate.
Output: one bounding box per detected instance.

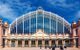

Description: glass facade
[10,10,70,34]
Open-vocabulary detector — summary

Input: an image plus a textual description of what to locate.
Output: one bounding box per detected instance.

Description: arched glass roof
[10,8,71,34]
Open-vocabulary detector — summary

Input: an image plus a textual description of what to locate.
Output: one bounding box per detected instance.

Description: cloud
[0,0,79,24]
[47,0,80,9]
[74,11,80,20]
[46,0,80,23]
[76,11,80,18]
[0,4,17,21]
[0,0,36,23]
[70,11,80,21]
[3,0,36,12]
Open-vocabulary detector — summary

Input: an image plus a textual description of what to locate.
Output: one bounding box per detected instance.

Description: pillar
[15,40,18,47]
[22,40,25,47]
[29,40,31,47]
[56,33,58,47]
[49,39,51,47]
[55,40,58,46]
[36,39,38,47]
[28,33,31,47]
[73,39,76,47]
[9,40,11,47]
[15,33,18,47]
[42,39,45,47]
[5,39,8,48]
[62,40,65,47]
[6,40,10,47]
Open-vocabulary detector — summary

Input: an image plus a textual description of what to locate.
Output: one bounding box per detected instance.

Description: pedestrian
[64,46,67,50]
[40,45,42,49]
[60,46,64,50]
[64,46,67,49]
[55,44,56,47]
[49,46,51,49]
[45,45,47,49]
[52,46,55,50]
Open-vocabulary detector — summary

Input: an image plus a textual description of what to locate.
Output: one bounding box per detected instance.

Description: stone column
[72,29,76,47]
[56,33,58,46]
[9,40,11,47]
[55,40,58,46]
[5,39,8,48]
[15,40,18,47]
[62,40,65,47]
[49,39,51,47]
[22,40,25,47]
[73,39,76,47]
[36,39,38,47]
[29,40,31,47]
[28,33,31,47]
[6,40,10,47]
[42,39,45,47]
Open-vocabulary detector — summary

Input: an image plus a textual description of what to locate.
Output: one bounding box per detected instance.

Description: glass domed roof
[10,8,70,34]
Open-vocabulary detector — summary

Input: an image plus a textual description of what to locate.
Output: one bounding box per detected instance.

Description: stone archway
[58,40,62,46]
[38,40,42,47]
[18,40,22,47]
[25,40,28,47]
[31,40,35,47]
[11,40,15,47]
[45,40,49,46]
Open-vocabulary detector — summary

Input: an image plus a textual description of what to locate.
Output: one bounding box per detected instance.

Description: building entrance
[25,40,28,47]
[11,40,15,47]
[45,40,49,46]
[38,40,42,47]
[65,40,70,47]
[31,40,35,47]
[52,40,55,46]
[58,40,62,46]
[18,40,22,47]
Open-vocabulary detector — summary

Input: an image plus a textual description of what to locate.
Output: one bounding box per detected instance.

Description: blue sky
[0,0,80,24]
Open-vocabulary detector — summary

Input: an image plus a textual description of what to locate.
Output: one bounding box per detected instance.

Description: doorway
[58,40,62,46]
[52,40,55,46]
[38,40,42,47]
[11,40,15,47]
[25,40,28,47]
[31,40,35,47]
[45,40,49,46]
[18,40,22,47]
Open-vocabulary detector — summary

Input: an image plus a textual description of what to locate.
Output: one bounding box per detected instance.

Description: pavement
[0,47,80,50]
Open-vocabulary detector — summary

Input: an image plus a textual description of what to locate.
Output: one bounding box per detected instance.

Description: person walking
[40,45,42,49]
[52,46,55,50]
[60,46,64,50]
